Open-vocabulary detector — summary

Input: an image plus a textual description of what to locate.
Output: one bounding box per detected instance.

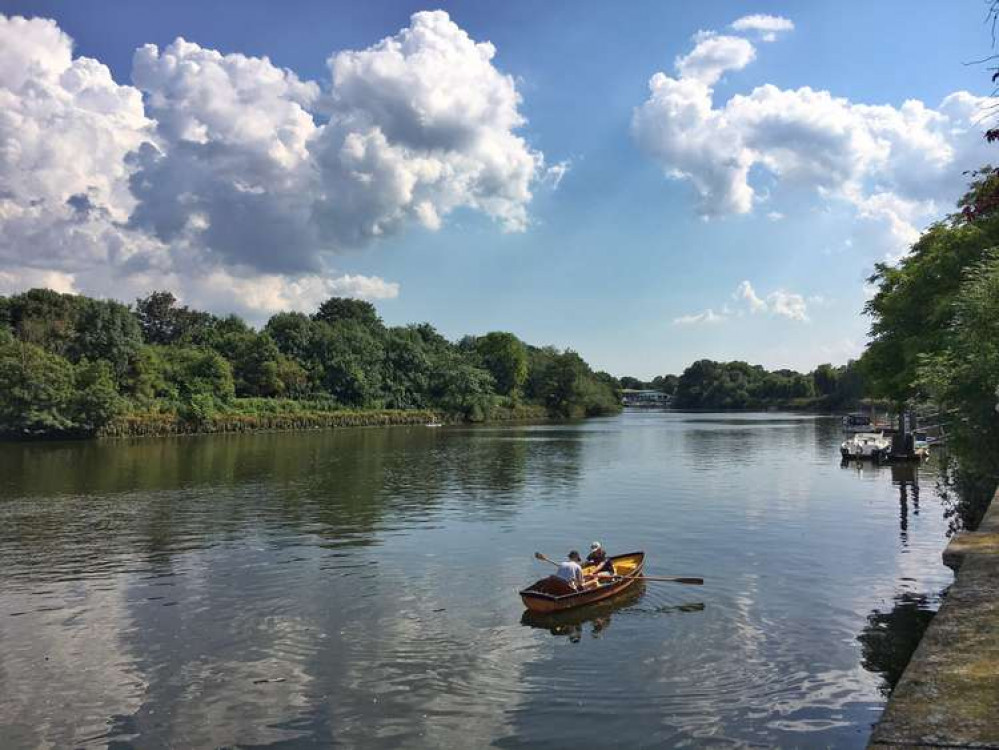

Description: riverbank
[95,402,551,439]
[869,485,999,749]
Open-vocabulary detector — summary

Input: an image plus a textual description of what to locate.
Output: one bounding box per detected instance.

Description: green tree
[5,288,82,357]
[135,291,216,345]
[619,376,647,390]
[214,330,285,397]
[381,327,433,409]
[313,297,382,329]
[862,170,999,405]
[265,312,314,362]
[429,350,495,420]
[0,340,77,434]
[917,252,999,475]
[812,363,839,396]
[0,296,11,334]
[474,332,528,397]
[71,298,143,380]
[311,319,385,407]
[544,350,597,417]
[72,359,124,431]
[651,374,679,395]
[134,291,182,345]
[127,345,235,408]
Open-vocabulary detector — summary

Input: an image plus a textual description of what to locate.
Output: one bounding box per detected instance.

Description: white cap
[591,541,602,550]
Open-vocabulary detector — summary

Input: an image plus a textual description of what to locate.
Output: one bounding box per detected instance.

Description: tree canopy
[0,291,620,436]
[861,168,999,405]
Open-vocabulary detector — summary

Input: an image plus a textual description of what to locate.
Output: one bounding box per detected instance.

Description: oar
[534,551,559,567]
[626,575,704,585]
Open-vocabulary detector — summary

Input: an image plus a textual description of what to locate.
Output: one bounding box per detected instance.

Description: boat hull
[519,552,645,614]
[840,432,890,461]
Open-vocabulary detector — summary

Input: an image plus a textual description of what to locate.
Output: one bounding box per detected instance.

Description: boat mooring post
[890,408,917,461]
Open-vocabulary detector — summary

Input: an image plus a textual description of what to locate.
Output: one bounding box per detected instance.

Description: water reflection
[0,427,584,587]
[520,583,649,641]
[680,414,819,472]
[892,464,920,543]
[858,592,939,695]
[935,453,997,533]
[0,414,962,749]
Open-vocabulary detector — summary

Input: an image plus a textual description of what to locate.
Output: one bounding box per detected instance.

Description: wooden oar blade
[614,575,705,584]
[534,551,559,567]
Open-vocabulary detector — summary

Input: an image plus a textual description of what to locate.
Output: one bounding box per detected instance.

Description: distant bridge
[621,389,671,407]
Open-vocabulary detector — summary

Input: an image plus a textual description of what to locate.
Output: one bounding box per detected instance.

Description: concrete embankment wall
[869,487,999,749]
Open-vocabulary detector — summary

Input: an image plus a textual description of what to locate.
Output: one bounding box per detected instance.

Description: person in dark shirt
[585,541,614,579]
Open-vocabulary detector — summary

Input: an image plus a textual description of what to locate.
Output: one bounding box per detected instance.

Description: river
[0,411,955,748]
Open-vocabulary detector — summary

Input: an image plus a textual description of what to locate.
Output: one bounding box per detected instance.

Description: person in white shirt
[555,550,585,590]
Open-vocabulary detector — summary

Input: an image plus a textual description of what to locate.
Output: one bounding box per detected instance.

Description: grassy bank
[97,400,551,438]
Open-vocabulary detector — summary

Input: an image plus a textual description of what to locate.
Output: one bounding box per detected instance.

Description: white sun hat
[591,541,602,550]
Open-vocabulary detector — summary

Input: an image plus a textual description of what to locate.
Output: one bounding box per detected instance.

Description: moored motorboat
[840,431,891,461]
[519,551,645,614]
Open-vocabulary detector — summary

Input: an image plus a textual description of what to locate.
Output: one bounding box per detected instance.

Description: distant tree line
[0,291,621,437]
[618,374,679,394]
[618,361,864,411]
[669,360,863,410]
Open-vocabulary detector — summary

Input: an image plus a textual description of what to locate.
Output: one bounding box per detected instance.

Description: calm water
[0,412,955,749]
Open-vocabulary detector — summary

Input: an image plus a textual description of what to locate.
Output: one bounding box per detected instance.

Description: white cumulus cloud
[675,33,756,86]
[732,280,807,320]
[632,20,996,257]
[673,308,727,326]
[730,14,794,42]
[543,159,571,189]
[313,10,542,244]
[0,14,153,274]
[679,280,810,323]
[0,11,548,315]
[734,280,767,312]
[766,288,808,321]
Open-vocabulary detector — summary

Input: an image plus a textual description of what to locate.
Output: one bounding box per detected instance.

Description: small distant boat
[842,412,873,432]
[842,412,892,433]
[840,432,891,461]
[425,419,444,428]
[519,551,645,614]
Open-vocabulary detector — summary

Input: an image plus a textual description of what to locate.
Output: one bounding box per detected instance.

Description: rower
[555,550,585,590]
[586,541,615,579]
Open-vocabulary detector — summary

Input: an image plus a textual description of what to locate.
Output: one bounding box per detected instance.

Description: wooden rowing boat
[519,551,645,614]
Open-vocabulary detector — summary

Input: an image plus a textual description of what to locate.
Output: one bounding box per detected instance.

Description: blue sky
[0,0,992,377]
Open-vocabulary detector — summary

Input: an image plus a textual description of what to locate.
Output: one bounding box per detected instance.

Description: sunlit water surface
[0,412,954,748]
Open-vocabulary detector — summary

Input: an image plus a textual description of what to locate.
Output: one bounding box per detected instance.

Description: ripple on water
[0,415,956,749]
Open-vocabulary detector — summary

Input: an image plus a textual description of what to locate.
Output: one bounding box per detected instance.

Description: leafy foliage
[860,168,999,513]
[0,291,620,436]
[0,341,123,435]
[861,169,999,404]
[524,347,620,417]
[135,291,216,346]
[0,339,77,434]
[916,252,999,475]
[472,332,528,397]
[72,360,124,431]
[673,360,815,409]
[2,289,142,381]
[313,298,382,329]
